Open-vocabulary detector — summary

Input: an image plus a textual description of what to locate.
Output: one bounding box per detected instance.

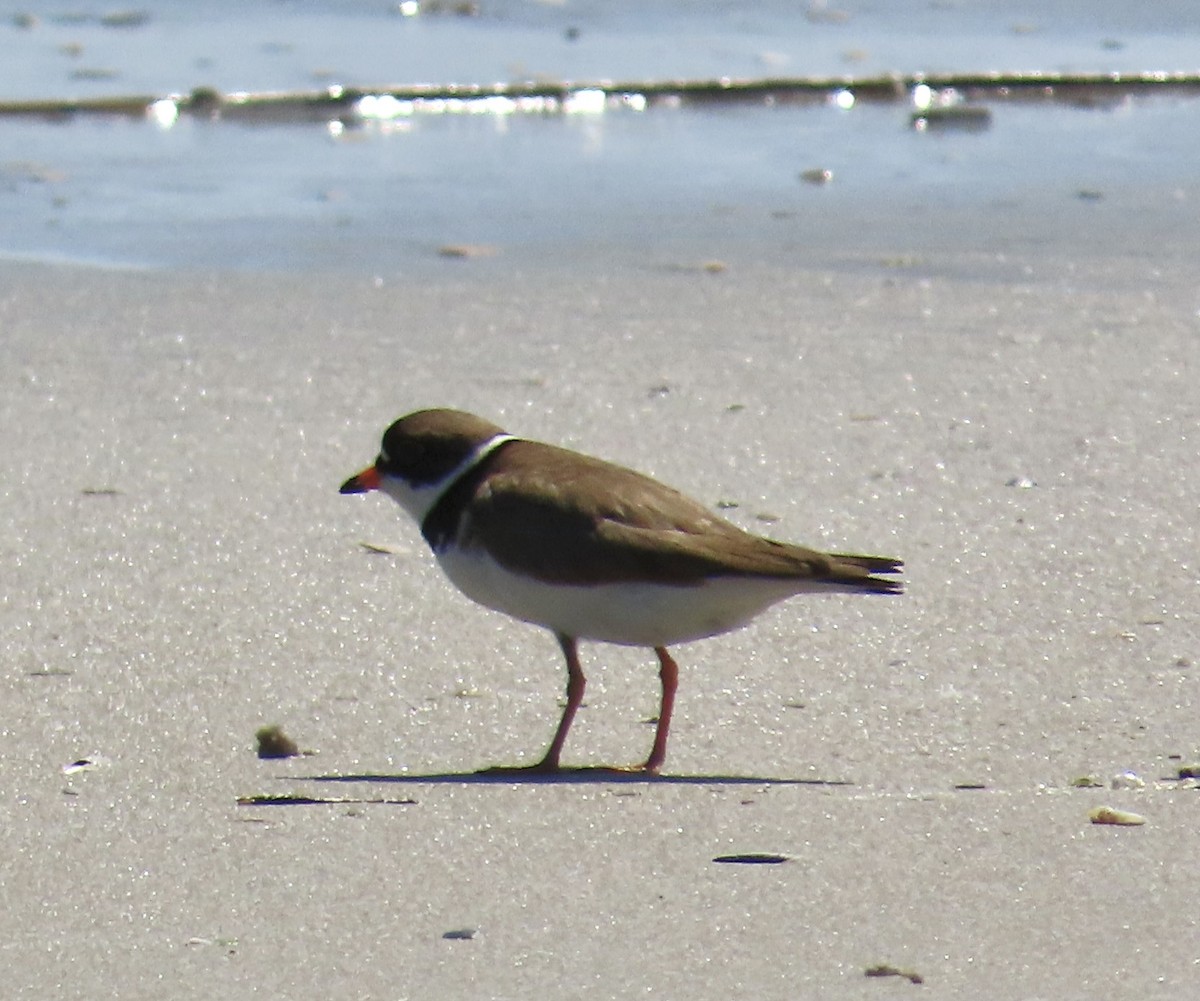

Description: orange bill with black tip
[339,465,380,494]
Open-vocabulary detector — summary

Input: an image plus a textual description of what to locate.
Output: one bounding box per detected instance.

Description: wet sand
[1,245,1197,997]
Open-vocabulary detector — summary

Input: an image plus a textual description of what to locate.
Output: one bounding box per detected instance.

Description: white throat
[378,433,517,524]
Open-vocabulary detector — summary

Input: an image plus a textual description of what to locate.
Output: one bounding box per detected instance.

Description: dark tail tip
[831,553,904,594]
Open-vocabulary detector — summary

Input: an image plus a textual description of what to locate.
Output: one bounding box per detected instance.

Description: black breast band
[420,439,514,552]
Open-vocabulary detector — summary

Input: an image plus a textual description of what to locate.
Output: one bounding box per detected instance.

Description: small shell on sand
[1089,806,1146,827]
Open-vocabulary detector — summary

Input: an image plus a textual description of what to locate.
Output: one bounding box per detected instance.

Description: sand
[1,248,1197,999]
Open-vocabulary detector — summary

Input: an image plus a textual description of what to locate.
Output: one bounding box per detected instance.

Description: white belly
[436,545,819,646]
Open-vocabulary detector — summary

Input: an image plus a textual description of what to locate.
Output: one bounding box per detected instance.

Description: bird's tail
[827,552,904,594]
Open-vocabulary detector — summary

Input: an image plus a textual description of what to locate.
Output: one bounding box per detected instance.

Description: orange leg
[533,633,586,771]
[481,633,584,774]
[481,639,677,776]
[640,647,679,774]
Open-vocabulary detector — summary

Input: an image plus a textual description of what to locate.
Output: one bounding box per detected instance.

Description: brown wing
[594,521,902,592]
[463,441,902,592]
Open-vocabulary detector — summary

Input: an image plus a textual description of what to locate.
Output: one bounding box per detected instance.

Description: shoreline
[4,70,1200,123]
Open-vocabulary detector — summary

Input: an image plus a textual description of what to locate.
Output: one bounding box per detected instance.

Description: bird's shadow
[292,768,852,787]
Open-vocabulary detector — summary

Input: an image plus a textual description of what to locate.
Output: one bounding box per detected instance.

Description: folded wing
[462,441,902,593]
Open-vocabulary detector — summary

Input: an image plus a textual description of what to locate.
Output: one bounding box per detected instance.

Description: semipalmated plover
[341,409,902,773]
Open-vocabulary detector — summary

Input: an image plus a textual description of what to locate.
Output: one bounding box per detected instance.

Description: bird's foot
[475,760,662,778]
[476,759,562,776]
[608,761,663,776]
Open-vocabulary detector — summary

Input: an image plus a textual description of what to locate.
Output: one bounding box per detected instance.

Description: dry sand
[1,250,1197,998]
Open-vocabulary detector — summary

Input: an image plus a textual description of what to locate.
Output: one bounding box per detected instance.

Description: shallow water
[1,0,1198,272]
[5,0,1200,98]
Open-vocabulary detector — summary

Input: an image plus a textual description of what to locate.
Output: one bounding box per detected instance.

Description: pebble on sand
[255,725,301,759]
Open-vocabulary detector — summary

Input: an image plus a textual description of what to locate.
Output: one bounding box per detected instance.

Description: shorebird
[341,408,902,773]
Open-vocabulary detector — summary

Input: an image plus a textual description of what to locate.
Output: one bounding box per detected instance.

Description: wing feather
[460,441,902,593]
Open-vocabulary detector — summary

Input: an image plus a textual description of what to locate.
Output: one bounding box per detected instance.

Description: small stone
[910,104,992,132]
[100,10,151,28]
[255,725,301,759]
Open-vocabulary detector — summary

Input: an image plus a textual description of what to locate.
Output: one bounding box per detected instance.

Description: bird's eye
[380,439,424,474]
